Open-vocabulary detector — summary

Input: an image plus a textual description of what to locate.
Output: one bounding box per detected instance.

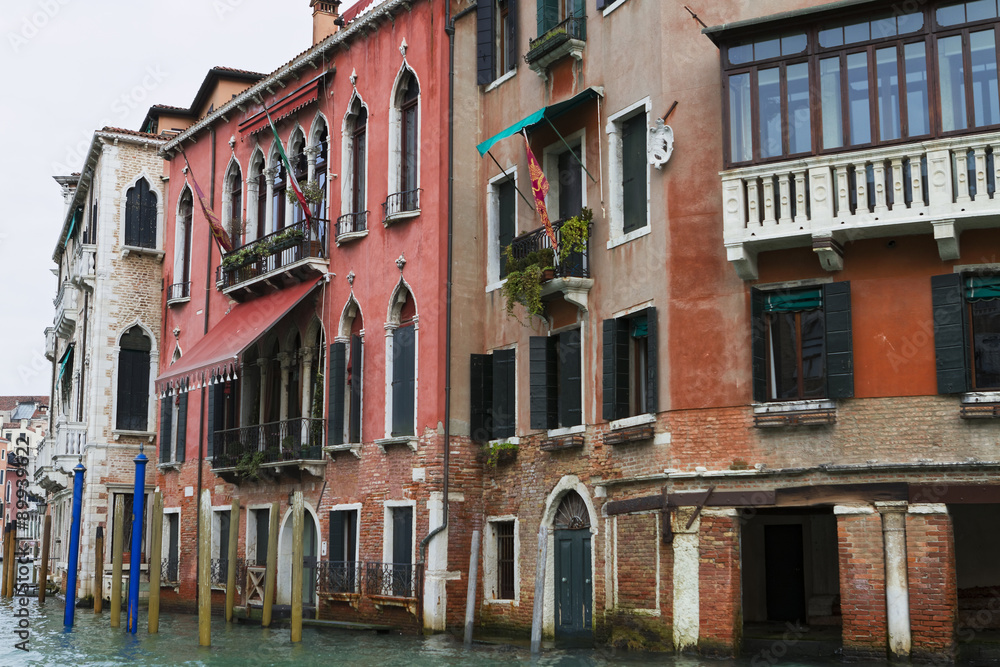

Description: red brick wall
[906,509,957,661]
[699,512,741,656]
[616,513,658,609]
[836,510,887,659]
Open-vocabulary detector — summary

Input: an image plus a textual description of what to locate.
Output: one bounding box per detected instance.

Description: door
[554,529,592,640]
[764,524,806,623]
[392,506,413,596]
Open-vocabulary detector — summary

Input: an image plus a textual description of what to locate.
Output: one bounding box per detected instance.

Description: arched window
[330,301,364,446]
[175,189,193,288]
[248,151,266,242]
[554,492,591,530]
[290,132,309,227]
[399,74,419,194]
[387,70,420,217]
[387,285,417,438]
[313,124,329,221]
[117,326,151,431]
[224,163,244,247]
[271,157,287,233]
[351,105,367,217]
[125,177,157,248]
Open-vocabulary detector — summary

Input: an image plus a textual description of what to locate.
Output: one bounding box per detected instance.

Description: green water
[0,598,844,666]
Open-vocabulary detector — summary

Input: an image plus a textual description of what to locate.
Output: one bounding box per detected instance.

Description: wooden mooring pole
[225,498,239,623]
[198,490,212,647]
[530,526,547,654]
[464,530,481,646]
[148,492,162,633]
[291,492,303,643]
[110,500,124,628]
[93,527,104,614]
[261,501,279,628]
[38,515,51,604]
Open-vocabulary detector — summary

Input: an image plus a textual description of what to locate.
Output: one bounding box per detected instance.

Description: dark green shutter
[329,342,346,446]
[559,330,582,427]
[392,326,416,437]
[330,511,345,561]
[176,391,187,462]
[349,335,363,443]
[206,383,216,459]
[506,0,519,72]
[622,113,648,234]
[751,287,767,402]
[493,349,516,439]
[645,306,658,413]
[537,0,559,35]
[470,354,493,441]
[932,273,970,394]
[602,319,615,421]
[824,281,854,399]
[602,319,628,421]
[159,397,172,463]
[477,0,495,85]
[529,337,553,430]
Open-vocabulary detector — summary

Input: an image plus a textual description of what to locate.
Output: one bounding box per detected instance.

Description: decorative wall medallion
[648,118,674,169]
[399,38,408,58]
[395,253,406,272]
[347,270,355,286]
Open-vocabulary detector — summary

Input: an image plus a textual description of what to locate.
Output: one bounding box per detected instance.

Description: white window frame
[161,507,181,585]
[542,128,587,221]
[387,66,422,206]
[341,95,370,219]
[487,165,519,290]
[484,515,520,605]
[381,283,419,446]
[328,502,362,564]
[110,321,159,436]
[382,499,417,567]
[606,97,652,248]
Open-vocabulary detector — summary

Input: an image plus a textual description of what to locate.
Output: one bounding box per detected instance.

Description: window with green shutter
[603,307,657,421]
[933,273,1000,392]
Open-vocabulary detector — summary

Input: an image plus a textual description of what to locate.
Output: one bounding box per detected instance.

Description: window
[213,509,231,585]
[933,272,1000,392]
[124,177,157,248]
[290,133,309,227]
[224,164,244,247]
[750,282,854,402]
[477,0,519,85]
[389,505,414,596]
[116,326,151,431]
[719,5,1000,166]
[164,511,179,583]
[488,170,517,283]
[207,380,236,459]
[271,158,287,232]
[495,520,516,600]
[345,101,368,218]
[249,152,267,242]
[175,190,193,287]
[328,509,359,593]
[470,348,516,441]
[387,286,417,439]
[249,508,270,565]
[603,308,658,421]
[113,492,148,566]
[608,101,650,241]
[313,126,329,221]
[530,330,582,429]
[329,306,364,446]
[159,388,187,463]
[536,0,584,37]
[387,70,421,218]
[400,75,419,195]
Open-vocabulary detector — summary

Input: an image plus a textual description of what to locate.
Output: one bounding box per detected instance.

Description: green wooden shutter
[206,384,216,459]
[391,327,416,437]
[622,113,648,234]
[602,319,616,421]
[349,335,363,444]
[176,391,187,463]
[329,343,346,446]
[477,0,495,85]
[529,337,551,430]
[470,354,493,441]
[506,0,519,73]
[559,330,582,427]
[493,349,516,439]
[751,288,767,402]
[824,281,854,399]
[645,306,659,413]
[537,0,559,36]
[159,397,172,463]
[602,319,629,421]
[330,511,345,561]
[932,273,970,394]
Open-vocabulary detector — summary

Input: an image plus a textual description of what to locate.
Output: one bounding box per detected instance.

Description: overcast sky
[0,0,360,397]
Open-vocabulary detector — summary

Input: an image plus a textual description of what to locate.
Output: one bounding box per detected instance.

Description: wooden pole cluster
[225,498,239,623]
[148,492,163,633]
[198,490,212,647]
[2,524,13,598]
[110,500,125,628]
[38,515,51,604]
[291,492,304,643]
[261,501,279,628]
[94,527,104,614]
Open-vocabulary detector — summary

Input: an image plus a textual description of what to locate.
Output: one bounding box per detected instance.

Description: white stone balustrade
[53,281,80,338]
[71,243,96,286]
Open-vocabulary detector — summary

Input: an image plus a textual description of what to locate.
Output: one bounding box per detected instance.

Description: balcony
[507,217,594,312]
[211,417,326,482]
[71,243,96,287]
[53,281,80,339]
[335,211,368,244]
[166,281,191,305]
[44,327,56,361]
[365,561,422,615]
[382,189,421,225]
[217,220,329,302]
[722,132,1000,280]
[525,16,586,77]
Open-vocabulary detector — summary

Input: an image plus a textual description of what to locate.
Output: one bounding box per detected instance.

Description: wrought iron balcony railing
[526,16,587,63]
[382,189,421,221]
[364,561,421,598]
[506,217,591,279]
[336,211,368,238]
[212,417,325,470]
[167,281,191,302]
[316,560,361,595]
[217,219,328,290]
[161,557,179,584]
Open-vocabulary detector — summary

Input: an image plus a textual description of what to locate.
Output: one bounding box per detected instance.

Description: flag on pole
[522,130,558,251]
[180,149,233,253]
[261,102,313,228]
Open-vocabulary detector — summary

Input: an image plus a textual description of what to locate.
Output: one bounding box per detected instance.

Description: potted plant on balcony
[235,450,266,481]
[286,180,325,205]
[558,207,592,263]
[482,441,518,468]
[501,246,555,320]
[221,245,257,271]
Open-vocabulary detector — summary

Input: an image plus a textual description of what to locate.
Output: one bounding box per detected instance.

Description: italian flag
[263,104,313,228]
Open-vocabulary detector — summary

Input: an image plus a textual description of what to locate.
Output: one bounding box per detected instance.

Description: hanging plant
[483,441,519,468]
[500,245,555,321]
[235,450,266,481]
[221,246,256,270]
[557,208,592,262]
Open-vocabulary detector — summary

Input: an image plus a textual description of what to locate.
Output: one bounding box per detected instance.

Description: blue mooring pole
[63,462,86,628]
[126,448,148,633]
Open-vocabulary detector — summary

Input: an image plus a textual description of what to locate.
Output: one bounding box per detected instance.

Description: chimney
[311,0,342,45]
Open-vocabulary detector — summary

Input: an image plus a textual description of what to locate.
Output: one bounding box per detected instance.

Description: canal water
[0,598,844,666]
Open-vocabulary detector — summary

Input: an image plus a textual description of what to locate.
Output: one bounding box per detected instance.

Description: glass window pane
[937,4,966,27]
[821,58,844,149]
[801,310,827,399]
[759,68,783,158]
[729,43,752,66]
[905,42,930,136]
[781,33,807,55]
[819,28,844,48]
[877,47,901,141]
[971,299,1000,389]
[971,29,1000,127]
[844,21,870,44]
[872,17,896,40]
[755,38,780,61]
[787,63,811,154]
[967,0,998,22]
[939,35,968,131]
[898,12,924,34]
[769,312,799,400]
[728,73,753,162]
[847,52,872,145]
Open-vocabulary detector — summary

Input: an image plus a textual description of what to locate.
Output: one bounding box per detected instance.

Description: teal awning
[475,86,604,156]
[62,208,81,250]
[966,275,1000,301]
[765,289,823,313]
[56,345,74,383]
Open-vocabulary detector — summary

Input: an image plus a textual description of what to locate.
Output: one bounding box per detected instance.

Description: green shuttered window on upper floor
[933,272,1000,392]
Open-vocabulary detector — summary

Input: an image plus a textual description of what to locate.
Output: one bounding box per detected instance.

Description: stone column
[672,507,700,652]
[835,504,887,661]
[876,501,911,659]
[278,353,291,423]
[304,145,320,183]
[246,177,259,242]
[301,348,314,420]
[263,167,277,235]
[699,508,742,657]
[257,358,268,426]
[906,504,957,663]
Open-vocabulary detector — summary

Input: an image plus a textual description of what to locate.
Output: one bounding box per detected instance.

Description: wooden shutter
[493,349,516,439]
[506,0,519,73]
[932,273,970,394]
[602,319,628,421]
[824,281,854,399]
[537,0,559,36]
[117,349,149,431]
[176,391,188,462]
[750,287,767,403]
[159,397,172,463]
[392,507,413,565]
[477,0,495,85]
[330,510,345,561]
[125,185,140,247]
[529,336,552,430]
[622,113,647,234]
[392,326,416,437]
[470,354,493,441]
[559,330,582,427]
[645,306,659,413]
[329,342,347,446]
[207,383,223,459]
[349,335,363,443]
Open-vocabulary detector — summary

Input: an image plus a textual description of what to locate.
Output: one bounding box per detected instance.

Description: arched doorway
[277,506,319,607]
[553,491,592,640]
